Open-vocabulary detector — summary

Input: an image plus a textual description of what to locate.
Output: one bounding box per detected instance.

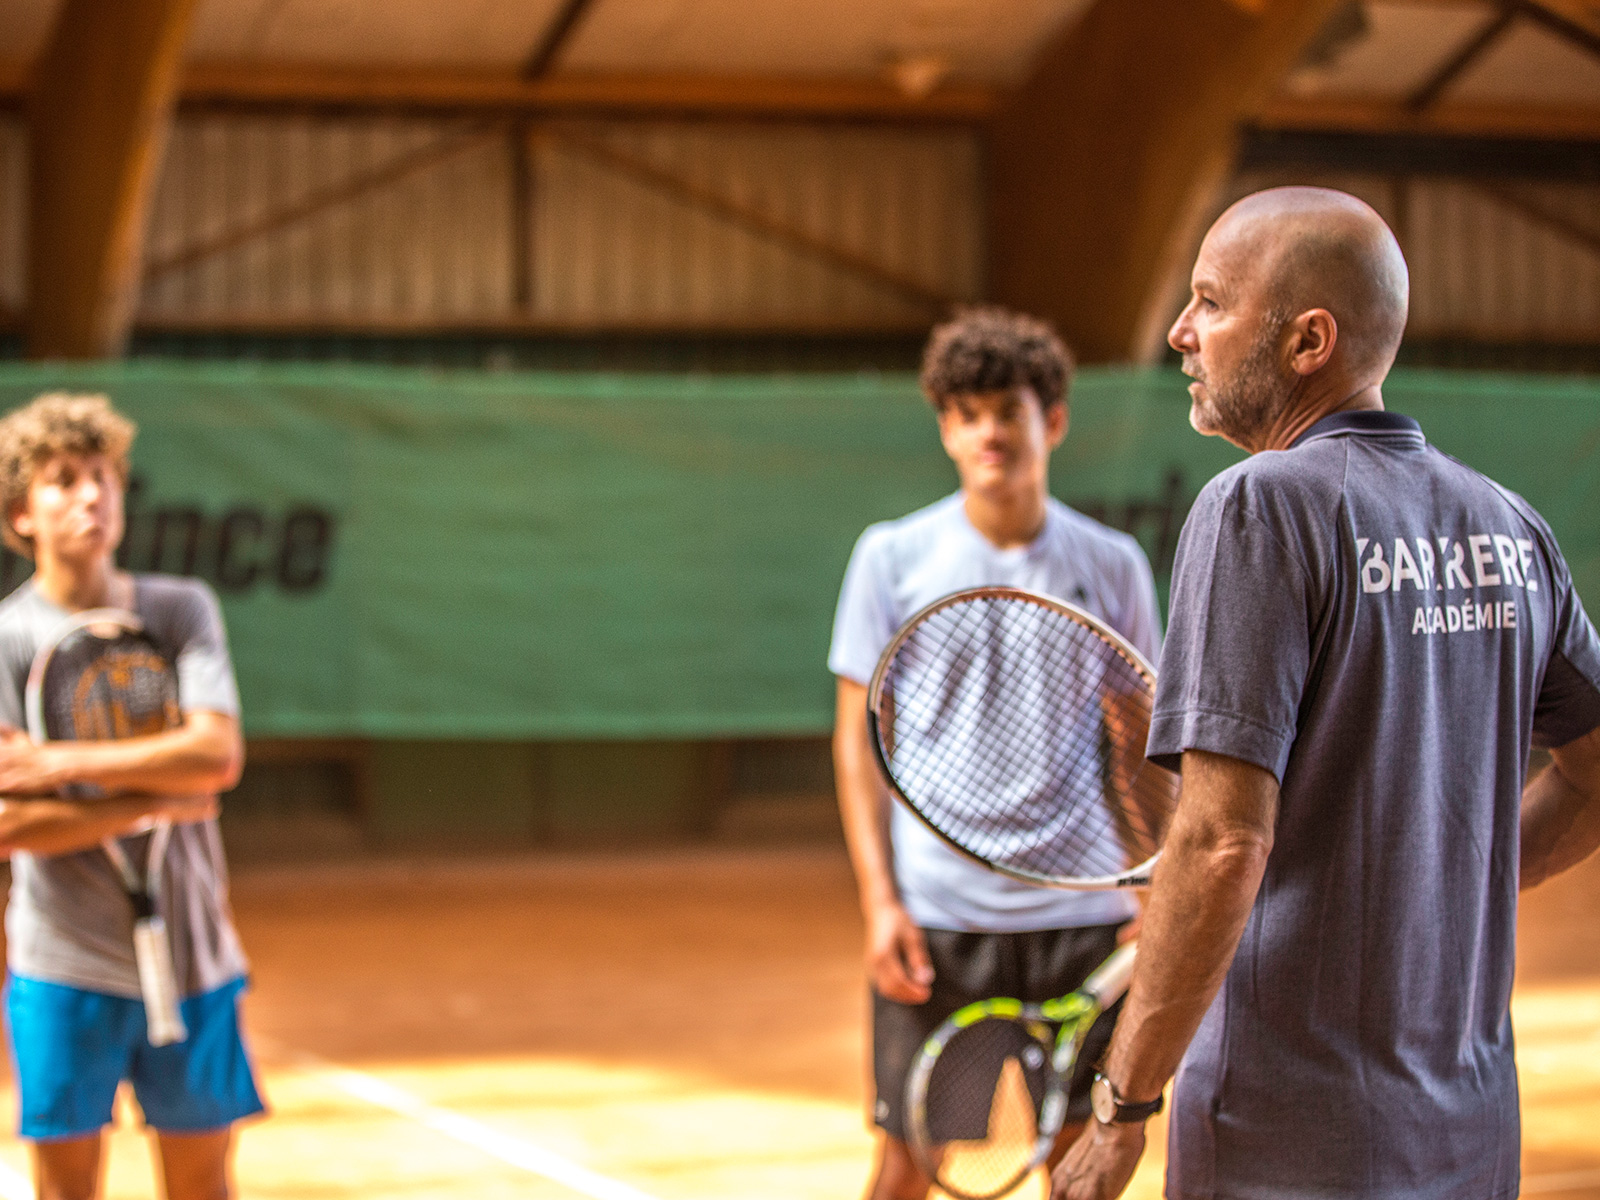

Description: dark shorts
[5,973,266,1140]
[871,923,1126,1142]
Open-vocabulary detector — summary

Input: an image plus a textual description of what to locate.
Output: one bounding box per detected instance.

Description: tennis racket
[906,942,1136,1200]
[25,608,188,1046]
[867,586,1176,890]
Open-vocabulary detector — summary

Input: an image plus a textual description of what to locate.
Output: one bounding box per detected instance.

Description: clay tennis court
[0,834,1594,1200]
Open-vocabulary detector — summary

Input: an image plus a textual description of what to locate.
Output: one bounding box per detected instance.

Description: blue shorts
[4,973,266,1140]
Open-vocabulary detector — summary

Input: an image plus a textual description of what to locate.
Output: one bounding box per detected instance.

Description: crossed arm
[0,711,243,857]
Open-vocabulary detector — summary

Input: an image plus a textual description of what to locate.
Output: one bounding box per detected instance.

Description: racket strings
[41,628,182,874]
[923,1016,1053,1199]
[878,595,1174,883]
[43,632,180,742]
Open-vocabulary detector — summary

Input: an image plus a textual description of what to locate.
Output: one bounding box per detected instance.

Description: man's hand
[0,725,59,795]
[866,900,935,1004]
[1050,1120,1146,1200]
[1117,907,1143,944]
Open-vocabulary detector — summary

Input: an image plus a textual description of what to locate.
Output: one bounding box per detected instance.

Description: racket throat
[127,889,157,922]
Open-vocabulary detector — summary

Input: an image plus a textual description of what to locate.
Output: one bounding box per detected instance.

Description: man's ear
[935,403,961,459]
[1288,309,1338,376]
[8,501,34,544]
[1045,402,1068,449]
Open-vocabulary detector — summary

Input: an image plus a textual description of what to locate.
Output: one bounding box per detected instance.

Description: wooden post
[27,0,200,359]
[986,0,1344,363]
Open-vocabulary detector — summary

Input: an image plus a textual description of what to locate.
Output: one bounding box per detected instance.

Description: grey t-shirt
[829,492,1162,932]
[1150,411,1600,1200]
[0,575,250,999]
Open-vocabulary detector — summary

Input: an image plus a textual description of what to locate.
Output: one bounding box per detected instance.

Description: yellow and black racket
[906,942,1136,1200]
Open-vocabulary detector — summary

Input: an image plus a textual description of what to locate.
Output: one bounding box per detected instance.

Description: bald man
[1051,186,1600,1200]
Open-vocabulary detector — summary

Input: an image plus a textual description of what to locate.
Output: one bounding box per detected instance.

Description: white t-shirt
[829,492,1162,932]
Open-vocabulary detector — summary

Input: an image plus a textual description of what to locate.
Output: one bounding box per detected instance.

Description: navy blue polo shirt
[1150,410,1600,1200]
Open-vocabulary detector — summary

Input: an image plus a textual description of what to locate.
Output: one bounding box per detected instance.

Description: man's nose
[1168,314,1194,353]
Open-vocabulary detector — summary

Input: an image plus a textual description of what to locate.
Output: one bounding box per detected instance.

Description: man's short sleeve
[165,582,241,718]
[1147,477,1313,780]
[1532,549,1600,748]
[828,528,898,686]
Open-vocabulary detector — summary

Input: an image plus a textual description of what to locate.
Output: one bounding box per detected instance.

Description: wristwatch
[1089,1073,1164,1125]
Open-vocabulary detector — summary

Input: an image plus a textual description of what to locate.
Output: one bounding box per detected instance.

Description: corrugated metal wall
[1228,167,1600,344]
[1405,179,1600,342]
[1,113,1597,346]
[142,117,515,325]
[136,114,981,331]
[532,122,980,329]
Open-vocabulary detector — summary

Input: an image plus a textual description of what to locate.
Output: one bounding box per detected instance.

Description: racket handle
[132,917,188,1047]
[1082,942,1138,1008]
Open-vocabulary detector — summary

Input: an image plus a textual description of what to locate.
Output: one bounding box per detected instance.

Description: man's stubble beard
[1188,318,1295,445]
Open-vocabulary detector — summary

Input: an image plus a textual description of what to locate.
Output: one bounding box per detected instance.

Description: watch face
[1090,1075,1117,1124]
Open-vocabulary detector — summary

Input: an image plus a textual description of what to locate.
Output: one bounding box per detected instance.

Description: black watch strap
[1090,1073,1164,1124]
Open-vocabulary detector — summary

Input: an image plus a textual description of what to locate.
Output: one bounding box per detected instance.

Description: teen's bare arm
[0,713,243,797]
[0,792,219,856]
[1521,726,1600,890]
[834,677,934,1004]
[1051,750,1279,1200]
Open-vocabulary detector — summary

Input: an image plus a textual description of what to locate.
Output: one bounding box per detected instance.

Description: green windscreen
[0,362,1592,738]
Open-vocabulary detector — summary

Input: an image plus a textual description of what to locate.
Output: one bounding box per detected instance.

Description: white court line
[265,1043,663,1200]
[1523,1168,1600,1194]
[0,1157,26,1200]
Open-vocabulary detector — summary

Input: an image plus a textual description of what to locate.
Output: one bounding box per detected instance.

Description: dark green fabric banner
[0,362,1592,739]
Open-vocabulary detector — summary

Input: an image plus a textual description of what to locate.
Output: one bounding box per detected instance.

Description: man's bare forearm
[1521,726,1600,890]
[1101,750,1278,1103]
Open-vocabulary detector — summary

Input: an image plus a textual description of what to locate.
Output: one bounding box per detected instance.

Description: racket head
[905,942,1138,1200]
[867,587,1175,890]
[25,608,190,1047]
[905,1000,1061,1200]
[26,608,181,747]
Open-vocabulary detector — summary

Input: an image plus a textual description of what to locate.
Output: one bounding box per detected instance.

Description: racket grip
[1083,942,1138,1008]
[132,917,188,1047]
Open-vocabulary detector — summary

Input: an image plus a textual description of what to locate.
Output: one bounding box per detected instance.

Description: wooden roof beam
[1518,0,1600,62]
[0,61,999,122]
[1406,3,1516,112]
[1252,94,1600,140]
[27,0,201,359]
[523,0,601,80]
[986,0,1347,364]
